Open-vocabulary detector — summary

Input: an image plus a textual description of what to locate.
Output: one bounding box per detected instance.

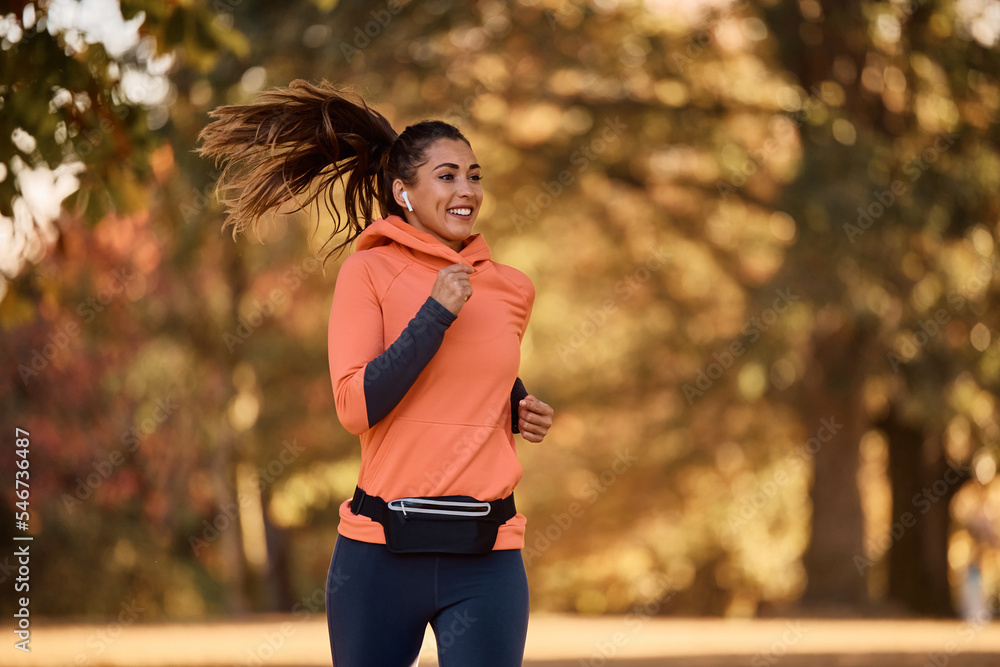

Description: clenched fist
[517,395,553,443]
[431,263,474,315]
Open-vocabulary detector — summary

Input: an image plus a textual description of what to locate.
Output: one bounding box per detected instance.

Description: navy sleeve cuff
[510,377,528,433]
[424,297,458,327]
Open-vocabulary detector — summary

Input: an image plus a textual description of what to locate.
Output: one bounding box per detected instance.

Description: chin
[446,220,475,237]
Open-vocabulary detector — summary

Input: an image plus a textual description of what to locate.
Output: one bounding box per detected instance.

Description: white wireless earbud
[402,191,413,212]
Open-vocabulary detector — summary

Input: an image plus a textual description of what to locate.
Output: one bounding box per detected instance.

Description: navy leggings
[325,536,529,666]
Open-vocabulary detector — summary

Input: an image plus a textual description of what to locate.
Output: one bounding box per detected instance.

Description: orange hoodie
[328,216,535,550]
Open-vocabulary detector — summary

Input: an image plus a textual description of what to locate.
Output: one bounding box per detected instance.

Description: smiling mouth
[447,208,473,217]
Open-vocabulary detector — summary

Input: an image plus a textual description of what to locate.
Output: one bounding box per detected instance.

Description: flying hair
[196,79,472,263]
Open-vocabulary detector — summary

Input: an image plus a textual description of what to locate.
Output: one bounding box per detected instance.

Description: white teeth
[448,208,472,216]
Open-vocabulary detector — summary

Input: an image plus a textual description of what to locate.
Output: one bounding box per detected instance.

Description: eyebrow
[434,162,481,170]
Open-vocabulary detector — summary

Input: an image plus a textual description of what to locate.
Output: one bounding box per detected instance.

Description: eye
[469,173,482,182]
[438,173,454,181]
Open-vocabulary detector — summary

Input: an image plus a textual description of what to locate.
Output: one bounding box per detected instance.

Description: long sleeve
[329,256,385,434]
[329,255,456,434]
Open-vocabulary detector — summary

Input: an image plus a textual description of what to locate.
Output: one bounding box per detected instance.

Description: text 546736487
[13,427,32,653]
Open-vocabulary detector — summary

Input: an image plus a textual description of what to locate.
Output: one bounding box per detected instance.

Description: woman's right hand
[431,264,474,315]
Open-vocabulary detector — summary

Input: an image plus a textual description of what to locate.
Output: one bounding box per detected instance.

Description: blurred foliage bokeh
[2,0,1000,626]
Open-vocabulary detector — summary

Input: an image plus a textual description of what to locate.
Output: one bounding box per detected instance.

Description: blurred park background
[2,0,1000,660]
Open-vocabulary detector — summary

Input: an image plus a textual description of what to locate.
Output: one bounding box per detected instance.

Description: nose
[457,176,475,198]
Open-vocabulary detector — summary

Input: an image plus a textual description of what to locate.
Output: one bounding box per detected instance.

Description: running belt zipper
[350,486,516,523]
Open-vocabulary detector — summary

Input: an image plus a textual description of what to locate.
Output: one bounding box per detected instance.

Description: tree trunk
[881,406,965,616]
[798,315,876,612]
[212,430,248,614]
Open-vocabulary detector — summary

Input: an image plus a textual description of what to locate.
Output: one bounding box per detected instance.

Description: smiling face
[393,138,483,253]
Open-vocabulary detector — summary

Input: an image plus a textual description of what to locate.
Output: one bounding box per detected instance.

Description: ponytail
[197,79,473,261]
[196,79,397,260]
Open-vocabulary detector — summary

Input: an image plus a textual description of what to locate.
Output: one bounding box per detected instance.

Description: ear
[392,179,408,212]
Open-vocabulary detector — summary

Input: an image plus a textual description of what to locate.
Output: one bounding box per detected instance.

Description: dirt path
[3,614,1000,666]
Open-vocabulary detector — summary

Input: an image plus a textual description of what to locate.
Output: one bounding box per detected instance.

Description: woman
[198,80,553,666]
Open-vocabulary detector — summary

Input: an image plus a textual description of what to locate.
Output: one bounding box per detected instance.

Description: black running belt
[350,486,517,524]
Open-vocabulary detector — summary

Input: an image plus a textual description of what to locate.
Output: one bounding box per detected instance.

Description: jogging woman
[198,80,553,666]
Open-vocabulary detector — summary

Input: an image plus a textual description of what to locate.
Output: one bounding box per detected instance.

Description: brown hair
[196,79,471,261]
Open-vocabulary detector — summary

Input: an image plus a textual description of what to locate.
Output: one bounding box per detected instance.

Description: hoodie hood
[356,216,491,270]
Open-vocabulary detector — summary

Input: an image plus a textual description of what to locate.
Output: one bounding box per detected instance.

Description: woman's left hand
[518,395,553,443]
